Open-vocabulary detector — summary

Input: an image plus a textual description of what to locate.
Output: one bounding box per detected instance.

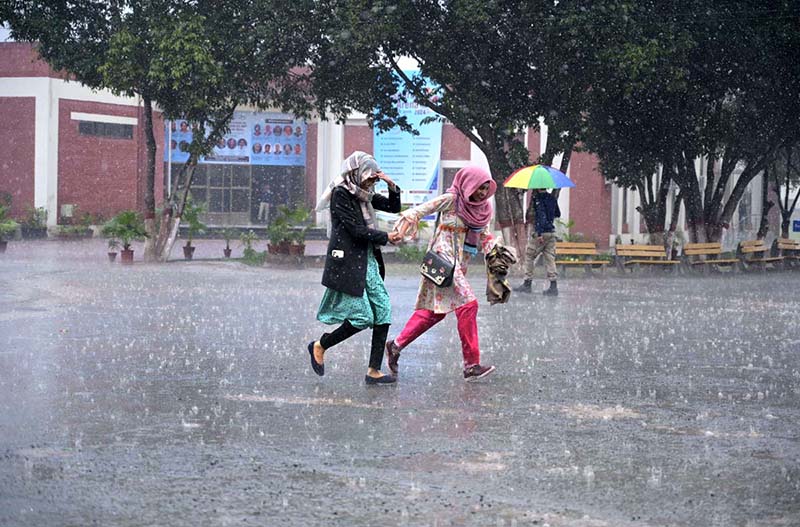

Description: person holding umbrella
[503,164,575,296]
[515,188,561,295]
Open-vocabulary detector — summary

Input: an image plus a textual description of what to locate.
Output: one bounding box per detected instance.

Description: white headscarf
[316,151,380,234]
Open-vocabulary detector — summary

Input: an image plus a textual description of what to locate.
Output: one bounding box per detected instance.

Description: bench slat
[684,248,723,255]
[617,251,668,258]
[556,249,600,256]
[624,260,678,265]
[616,244,666,251]
[690,259,739,265]
[557,260,609,265]
[684,243,722,250]
[745,256,783,263]
[556,242,598,249]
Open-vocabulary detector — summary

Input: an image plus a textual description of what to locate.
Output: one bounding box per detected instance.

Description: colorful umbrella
[503,164,576,189]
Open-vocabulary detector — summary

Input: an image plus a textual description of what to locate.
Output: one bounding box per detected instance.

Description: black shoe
[514,280,532,293]
[463,364,496,380]
[365,373,397,385]
[385,340,401,375]
[543,281,558,296]
[308,341,324,376]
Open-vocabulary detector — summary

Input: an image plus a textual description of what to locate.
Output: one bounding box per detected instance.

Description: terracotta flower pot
[107,252,118,263]
[120,248,134,264]
[223,247,232,258]
[278,240,291,255]
[288,243,305,256]
[183,244,195,260]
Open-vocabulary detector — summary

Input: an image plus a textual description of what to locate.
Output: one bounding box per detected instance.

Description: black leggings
[319,321,390,371]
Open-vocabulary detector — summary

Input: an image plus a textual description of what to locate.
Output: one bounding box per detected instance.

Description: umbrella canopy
[503,164,576,189]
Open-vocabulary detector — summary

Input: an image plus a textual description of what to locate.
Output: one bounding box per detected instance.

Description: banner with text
[165,112,306,166]
[373,71,442,207]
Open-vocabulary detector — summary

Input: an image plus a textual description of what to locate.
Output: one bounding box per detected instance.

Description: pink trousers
[394,300,480,367]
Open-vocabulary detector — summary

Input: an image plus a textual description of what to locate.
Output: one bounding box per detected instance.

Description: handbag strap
[431,210,459,266]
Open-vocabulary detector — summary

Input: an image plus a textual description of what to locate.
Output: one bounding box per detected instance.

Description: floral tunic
[401,193,496,314]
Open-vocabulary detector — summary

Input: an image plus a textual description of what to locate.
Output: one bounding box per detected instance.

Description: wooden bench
[615,244,680,273]
[737,240,783,272]
[682,242,741,274]
[555,242,609,276]
[777,238,800,268]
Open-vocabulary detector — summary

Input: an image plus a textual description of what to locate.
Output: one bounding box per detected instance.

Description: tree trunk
[775,148,800,238]
[141,96,158,261]
[756,167,773,240]
[674,156,707,243]
[155,162,197,262]
[484,147,526,261]
[151,105,237,262]
[665,191,683,258]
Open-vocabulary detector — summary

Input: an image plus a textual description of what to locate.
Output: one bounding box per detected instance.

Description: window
[78,121,133,139]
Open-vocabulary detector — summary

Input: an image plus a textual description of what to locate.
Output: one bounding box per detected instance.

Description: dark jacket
[321,185,401,297]
[532,191,561,235]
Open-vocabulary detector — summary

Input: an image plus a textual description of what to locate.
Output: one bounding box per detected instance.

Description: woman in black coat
[308,151,402,384]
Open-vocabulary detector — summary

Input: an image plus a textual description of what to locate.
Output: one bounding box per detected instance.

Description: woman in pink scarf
[389,165,498,380]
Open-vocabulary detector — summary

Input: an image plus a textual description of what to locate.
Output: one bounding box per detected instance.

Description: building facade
[3,42,789,248]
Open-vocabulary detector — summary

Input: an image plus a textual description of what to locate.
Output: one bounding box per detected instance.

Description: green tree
[3,0,318,261]
[581,0,800,243]
[306,0,600,255]
[768,143,800,239]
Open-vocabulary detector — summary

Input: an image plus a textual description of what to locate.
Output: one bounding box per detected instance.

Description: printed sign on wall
[373,71,443,207]
[165,112,306,167]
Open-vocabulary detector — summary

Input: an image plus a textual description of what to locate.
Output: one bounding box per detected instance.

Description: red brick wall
[344,125,374,156]
[305,122,317,208]
[441,124,470,160]
[568,150,612,248]
[0,97,36,218]
[0,42,68,79]
[527,130,542,162]
[58,99,164,222]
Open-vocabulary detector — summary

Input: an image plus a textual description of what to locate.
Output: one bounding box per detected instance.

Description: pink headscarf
[446,165,497,227]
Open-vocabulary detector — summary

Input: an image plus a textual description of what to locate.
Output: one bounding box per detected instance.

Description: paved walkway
[1,240,799,526]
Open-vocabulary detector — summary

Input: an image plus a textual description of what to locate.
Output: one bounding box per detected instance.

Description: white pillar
[315,117,344,227]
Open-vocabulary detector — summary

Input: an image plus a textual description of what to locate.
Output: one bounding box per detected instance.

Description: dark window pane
[78,120,133,139]
[209,189,224,212]
[208,165,225,187]
[192,165,208,186]
[176,168,188,187]
[231,189,249,212]
[231,165,250,187]
[224,189,231,211]
[190,188,206,205]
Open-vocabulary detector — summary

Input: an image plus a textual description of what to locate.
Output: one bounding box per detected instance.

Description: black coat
[321,186,401,297]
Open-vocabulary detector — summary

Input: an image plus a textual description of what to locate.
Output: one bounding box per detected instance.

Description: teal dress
[316,244,391,329]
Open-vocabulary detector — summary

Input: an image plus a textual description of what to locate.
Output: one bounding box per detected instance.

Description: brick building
[4,41,781,249]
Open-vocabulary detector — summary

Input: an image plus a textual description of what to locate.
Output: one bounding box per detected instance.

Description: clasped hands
[388,216,411,245]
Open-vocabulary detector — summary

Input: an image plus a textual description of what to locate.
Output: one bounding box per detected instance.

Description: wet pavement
[1,240,799,526]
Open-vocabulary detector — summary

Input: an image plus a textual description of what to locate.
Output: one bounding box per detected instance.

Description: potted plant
[286,205,311,256]
[102,211,147,264]
[107,238,120,262]
[221,228,235,258]
[240,229,258,256]
[21,206,48,239]
[181,197,206,260]
[266,214,289,255]
[0,205,19,254]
